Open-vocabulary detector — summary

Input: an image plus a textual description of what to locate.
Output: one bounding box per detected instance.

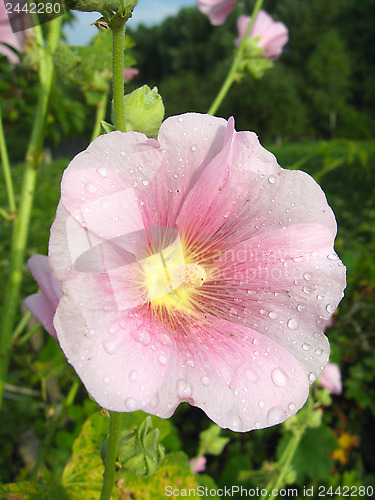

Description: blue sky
[64,0,197,46]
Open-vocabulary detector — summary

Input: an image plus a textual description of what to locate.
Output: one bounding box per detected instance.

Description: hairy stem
[0,16,63,413]
[207,0,264,116]
[100,412,123,500]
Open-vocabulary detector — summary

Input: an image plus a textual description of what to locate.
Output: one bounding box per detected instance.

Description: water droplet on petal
[253,338,261,346]
[201,376,210,386]
[267,406,284,425]
[315,348,323,356]
[245,368,258,383]
[97,167,108,178]
[293,256,304,263]
[125,397,137,410]
[178,117,183,123]
[258,399,265,408]
[268,175,276,184]
[302,343,311,351]
[287,318,299,330]
[309,372,317,382]
[133,330,150,346]
[103,340,116,355]
[176,379,192,398]
[120,150,125,156]
[142,180,149,186]
[191,145,197,152]
[129,370,138,382]
[317,294,324,301]
[158,355,168,366]
[268,311,278,319]
[327,254,338,261]
[304,272,312,280]
[85,182,97,194]
[271,368,289,387]
[288,402,296,411]
[326,304,335,314]
[103,377,110,385]
[187,359,195,368]
[89,329,96,336]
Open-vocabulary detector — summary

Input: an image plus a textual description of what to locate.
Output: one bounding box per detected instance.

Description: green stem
[91,92,109,142]
[111,18,127,132]
[261,430,304,500]
[207,0,264,116]
[11,310,32,342]
[100,411,123,500]
[0,16,63,413]
[0,106,16,214]
[31,379,80,480]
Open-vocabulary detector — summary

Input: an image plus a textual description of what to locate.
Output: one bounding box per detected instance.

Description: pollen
[179,263,207,290]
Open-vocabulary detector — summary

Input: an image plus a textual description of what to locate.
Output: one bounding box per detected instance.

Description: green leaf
[101,120,116,134]
[277,426,338,485]
[116,451,218,499]
[199,424,230,456]
[0,471,69,499]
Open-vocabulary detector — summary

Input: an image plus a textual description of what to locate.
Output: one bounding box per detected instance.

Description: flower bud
[124,85,165,138]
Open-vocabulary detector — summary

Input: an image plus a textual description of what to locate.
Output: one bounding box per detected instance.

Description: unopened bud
[124,85,165,138]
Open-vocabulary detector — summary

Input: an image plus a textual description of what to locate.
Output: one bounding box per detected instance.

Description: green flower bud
[117,416,165,477]
[64,0,108,13]
[124,85,165,138]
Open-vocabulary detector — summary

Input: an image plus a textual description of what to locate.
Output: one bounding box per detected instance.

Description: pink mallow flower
[190,456,207,474]
[236,10,288,60]
[0,2,25,64]
[48,113,346,432]
[197,0,238,26]
[24,255,63,340]
[319,363,342,395]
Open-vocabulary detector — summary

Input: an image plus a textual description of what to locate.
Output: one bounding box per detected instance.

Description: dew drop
[245,368,258,383]
[296,304,304,312]
[103,377,110,385]
[176,379,192,398]
[268,175,277,184]
[97,167,108,178]
[258,399,265,408]
[158,355,168,366]
[317,294,324,301]
[326,304,335,314]
[85,182,97,194]
[315,348,323,356]
[178,117,183,123]
[89,329,96,336]
[120,150,125,156]
[302,343,311,351]
[201,376,210,386]
[142,180,149,186]
[187,359,195,368]
[253,338,261,346]
[309,372,317,382]
[271,368,289,387]
[327,254,338,261]
[268,311,278,319]
[125,397,137,410]
[267,406,284,425]
[133,330,150,346]
[103,340,116,355]
[287,318,299,330]
[304,272,312,281]
[288,402,296,411]
[191,145,197,152]
[129,370,138,382]
[293,256,304,263]
[303,286,311,294]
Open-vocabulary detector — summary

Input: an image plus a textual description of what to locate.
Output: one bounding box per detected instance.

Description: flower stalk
[0,106,16,215]
[0,16,63,413]
[100,411,123,500]
[207,0,264,115]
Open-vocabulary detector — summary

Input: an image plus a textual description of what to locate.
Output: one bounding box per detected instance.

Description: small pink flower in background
[0,2,25,64]
[48,113,346,432]
[190,455,207,473]
[24,255,63,340]
[319,363,342,395]
[236,10,288,60]
[197,0,238,26]
[123,68,139,81]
